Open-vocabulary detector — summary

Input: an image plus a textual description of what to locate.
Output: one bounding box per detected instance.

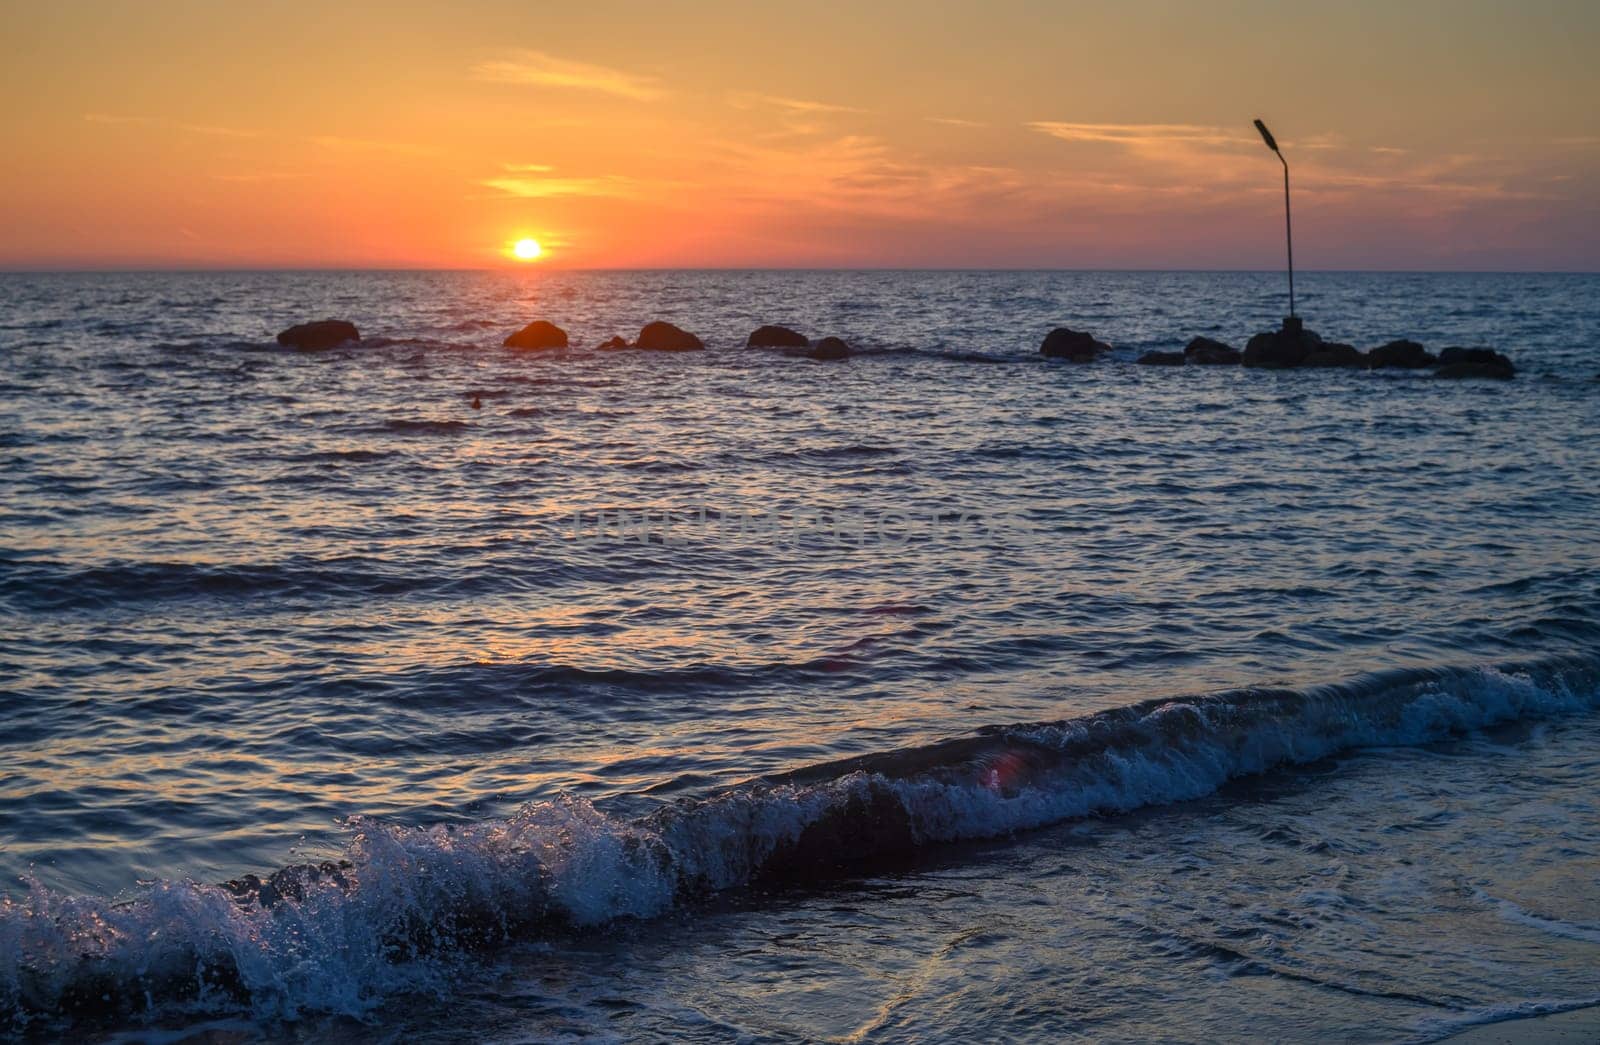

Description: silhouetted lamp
[1254,118,1298,334]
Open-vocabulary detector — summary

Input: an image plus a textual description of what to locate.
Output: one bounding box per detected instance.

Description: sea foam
[3,654,1597,1029]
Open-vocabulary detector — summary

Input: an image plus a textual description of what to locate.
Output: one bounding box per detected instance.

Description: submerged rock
[809,336,852,360]
[1242,325,1323,369]
[276,319,359,351]
[221,860,352,910]
[596,335,629,350]
[1366,339,1436,369]
[503,320,568,350]
[1136,350,1185,366]
[748,324,808,348]
[1040,327,1110,361]
[635,321,704,351]
[1435,347,1514,379]
[1301,342,1366,368]
[1184,336,1241,365]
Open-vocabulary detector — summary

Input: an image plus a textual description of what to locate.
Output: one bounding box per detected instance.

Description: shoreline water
[3,269,1597,1039]
[4,654,1597,1030]
[1444,1005,1600,1043]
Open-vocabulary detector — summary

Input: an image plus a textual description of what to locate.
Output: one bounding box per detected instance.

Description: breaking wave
[3,654,1598,1030]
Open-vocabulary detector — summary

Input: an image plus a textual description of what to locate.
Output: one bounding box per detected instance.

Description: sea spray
[3,654,1598,1030]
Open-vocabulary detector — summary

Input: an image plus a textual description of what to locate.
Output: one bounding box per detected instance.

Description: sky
[3,0,1597,270]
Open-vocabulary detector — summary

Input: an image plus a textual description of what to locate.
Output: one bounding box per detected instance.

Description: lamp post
[1253,118,1297,333]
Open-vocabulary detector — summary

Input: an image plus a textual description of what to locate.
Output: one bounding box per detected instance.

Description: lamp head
[1253,118,1280,154]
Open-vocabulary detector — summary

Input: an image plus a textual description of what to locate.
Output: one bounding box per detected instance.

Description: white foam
[2,656,1596,1028]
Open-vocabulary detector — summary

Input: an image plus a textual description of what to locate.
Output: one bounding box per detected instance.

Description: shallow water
[301,713,1600,1044]
[1,270,1598,1038]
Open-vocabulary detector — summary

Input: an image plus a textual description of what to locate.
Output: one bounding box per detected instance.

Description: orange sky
[4,0,1597,270]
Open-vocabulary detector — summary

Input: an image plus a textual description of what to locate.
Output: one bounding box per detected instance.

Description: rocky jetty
[1366,339,1436,369]
[593,324,704,351]
[634,321,704,351]
[1242,324,1324,369]
[276,319,359,351]
[1301,342,1365,368]
[1040,327,1110,361]
[1221,325,1516,378]
[503,320,568,350]
[748,325,808,348]
[1184,337,1241,365]
[1435,347,1515,380]
[809,336,852,360]
[1136,350,1185,366]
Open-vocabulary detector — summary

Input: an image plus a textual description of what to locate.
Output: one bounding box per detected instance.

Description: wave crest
[3,655,1597,1029]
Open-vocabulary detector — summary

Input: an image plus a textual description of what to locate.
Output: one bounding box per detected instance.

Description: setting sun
[512,238,542,261]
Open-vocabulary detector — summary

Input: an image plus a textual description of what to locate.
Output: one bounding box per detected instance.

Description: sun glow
[511,238,543,261]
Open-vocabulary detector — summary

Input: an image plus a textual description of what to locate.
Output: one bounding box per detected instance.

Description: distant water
[1,270,1598,1040]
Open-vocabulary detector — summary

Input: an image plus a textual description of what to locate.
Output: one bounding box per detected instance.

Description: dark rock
[748,324,808,348]
[635,321,704,351]
[276,319,359,351]
[755,777,916,881]
[222,860,352,910]
[1136,350,1185,366]
[1301,342,1366,368]
[1435,347,1514,380]
[1040,327,1110,360]
[1242,325,1323,368]
[596,335,629,350]
[1365,338,1436,369]
[1184,336,1241,365]
[809,336,852,360]
[503,320,568,350]
[1438,346,1514,371]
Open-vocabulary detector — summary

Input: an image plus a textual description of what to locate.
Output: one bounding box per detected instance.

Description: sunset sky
[4,0,1597,270]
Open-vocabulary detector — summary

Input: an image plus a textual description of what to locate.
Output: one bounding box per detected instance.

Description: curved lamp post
[1253,118,1297,332]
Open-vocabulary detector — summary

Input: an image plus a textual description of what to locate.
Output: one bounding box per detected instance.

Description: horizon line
[3,265,1597,276]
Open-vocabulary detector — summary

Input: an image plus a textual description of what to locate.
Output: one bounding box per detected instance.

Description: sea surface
[1,270,1598,1041]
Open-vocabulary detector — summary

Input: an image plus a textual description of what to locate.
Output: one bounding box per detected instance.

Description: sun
[511,238,543,261]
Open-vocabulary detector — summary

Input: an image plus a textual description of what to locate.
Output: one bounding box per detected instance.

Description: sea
[1,269,1598,1042]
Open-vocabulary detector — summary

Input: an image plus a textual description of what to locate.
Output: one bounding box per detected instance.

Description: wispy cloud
[1028,122,1249,146]
[210,171,310,183]
[1295,132,1345,151]
[308,135,437,156]
[728,92,864,115]
[699,135,1044,227]
[473,50,662,101]
[481,165,637,199]
[83,114,444,160]
[84,113,260,138]
[927,116,985,128]
[1021,118,1552,212]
